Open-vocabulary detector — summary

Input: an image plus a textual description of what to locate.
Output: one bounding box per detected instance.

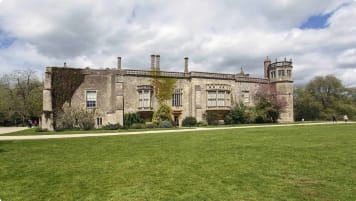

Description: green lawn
[0,124,355,200]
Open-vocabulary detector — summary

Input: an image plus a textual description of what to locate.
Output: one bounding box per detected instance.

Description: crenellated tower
[266,57,294,122]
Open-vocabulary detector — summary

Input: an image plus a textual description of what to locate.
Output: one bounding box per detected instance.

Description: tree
[294,75,356,120]
[12,70,43,123]
[306,75,344,109]
[255,85,286,123]
[0,70,42,125]
[294,88,322,121]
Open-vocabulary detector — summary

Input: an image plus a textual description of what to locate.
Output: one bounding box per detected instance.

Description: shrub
[224,103,247,124]
[77,109,96,130]
[124,113,143,128]
[197,120,208,127]
[159,120,173,128]
[152,102,173,125]
[102,123,121,130]
[131,123,146,129]
[182,116,197,127]
[56,106,96,130]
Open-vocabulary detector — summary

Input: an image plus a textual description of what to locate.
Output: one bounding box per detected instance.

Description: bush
[124,113,143,128]
[56,106,96,130]
[77,110,96,130]
[224,103,247,124]
[102,123,121,130]
[182,116,197,127]
[197,120,208,127]
[152,102,173,125]
[131,123,146,129]
[159,120,173,128]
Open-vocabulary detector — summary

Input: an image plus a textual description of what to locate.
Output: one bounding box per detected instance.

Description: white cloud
[0,0,355,87]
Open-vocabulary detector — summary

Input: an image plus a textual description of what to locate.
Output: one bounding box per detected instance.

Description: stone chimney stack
[117,57,122,70]
[150,54,156,70]
[64,62,67,68]
[184,57,189,73]
[155,55,160,71]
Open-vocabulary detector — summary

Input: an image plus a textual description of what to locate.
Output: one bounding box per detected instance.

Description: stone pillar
[42,67,54,131]
[64,62,67,68]
[264,56,271,79]
[155,55,160,71]
[117,56,121,70]
[114,74,124,126]
[150,54,156,70]
[184,57,189,73]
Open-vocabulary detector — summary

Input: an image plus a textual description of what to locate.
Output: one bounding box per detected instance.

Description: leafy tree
[0,70,42,125]
[306,75,344,109]
[295,75,356,120]
[294,88,322,121]
[255,85,286,123]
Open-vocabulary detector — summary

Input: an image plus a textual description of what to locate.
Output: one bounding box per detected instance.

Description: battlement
[269,61,292,69]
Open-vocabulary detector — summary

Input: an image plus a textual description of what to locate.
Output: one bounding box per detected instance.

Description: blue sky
[0,0,355,87]
[300,13,332,29]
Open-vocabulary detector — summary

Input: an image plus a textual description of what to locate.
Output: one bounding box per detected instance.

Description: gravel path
[0,122,353,141]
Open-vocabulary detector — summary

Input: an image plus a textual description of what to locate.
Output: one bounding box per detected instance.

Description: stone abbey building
[42,55,294,130]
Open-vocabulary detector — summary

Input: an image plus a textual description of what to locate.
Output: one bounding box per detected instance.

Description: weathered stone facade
[42,55,294,130]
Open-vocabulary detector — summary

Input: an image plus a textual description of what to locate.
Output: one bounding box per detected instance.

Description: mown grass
[1,121,325,136]
[0,124,355,200]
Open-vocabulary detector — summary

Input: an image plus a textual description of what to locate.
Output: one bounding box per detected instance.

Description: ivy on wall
[51,68,85,128]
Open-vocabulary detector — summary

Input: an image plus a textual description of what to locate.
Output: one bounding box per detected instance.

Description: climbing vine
[51,68,85,128]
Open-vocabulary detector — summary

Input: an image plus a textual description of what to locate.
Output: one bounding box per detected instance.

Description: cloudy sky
[0,0,355,87]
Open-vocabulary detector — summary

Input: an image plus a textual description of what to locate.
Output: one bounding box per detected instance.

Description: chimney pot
[155,55,160,71]
[117,57,122,70]
[150,54,156,70]
[184,57,189,73]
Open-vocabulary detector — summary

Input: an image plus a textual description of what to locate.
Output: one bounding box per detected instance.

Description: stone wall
[42,60,294,130]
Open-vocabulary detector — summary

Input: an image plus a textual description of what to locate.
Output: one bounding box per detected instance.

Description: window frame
[86,90,97,108]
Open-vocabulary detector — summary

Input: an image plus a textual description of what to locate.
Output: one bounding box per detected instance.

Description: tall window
[207,91,217,106]
[207,91,230,107]
[96,117,103,126]
[86,91,97,108]
[172,89,183,106]
[138,90,151,108]
[287,70,292,77]
[278,70,285,77]
[242,91,249,104]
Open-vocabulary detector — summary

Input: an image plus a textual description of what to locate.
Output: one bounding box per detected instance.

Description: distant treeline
[294,75,356,121]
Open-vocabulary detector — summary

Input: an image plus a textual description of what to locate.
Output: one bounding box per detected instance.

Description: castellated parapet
[42,56,294,130]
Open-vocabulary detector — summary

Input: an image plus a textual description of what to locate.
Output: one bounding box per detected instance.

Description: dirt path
[0,122,353,141]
